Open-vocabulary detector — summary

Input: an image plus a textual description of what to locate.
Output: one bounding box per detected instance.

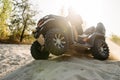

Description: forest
[0,0,120,45]
[0,0,36,44]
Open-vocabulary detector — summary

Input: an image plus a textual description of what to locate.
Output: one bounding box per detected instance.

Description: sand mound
[1,38,120,80]
[2,56,120,80]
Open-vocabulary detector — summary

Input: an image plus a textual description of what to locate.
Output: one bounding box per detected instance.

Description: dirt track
[0,44,33,78]
[106,39,120,60]
[0,39,120,79]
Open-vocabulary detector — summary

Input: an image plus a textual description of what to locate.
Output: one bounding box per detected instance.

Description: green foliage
[0,0,12,38]
[9,0,36,42]
[9,28,22,41]
[110,34,120,46]
[22,35,35,44]
[0,0,36,44]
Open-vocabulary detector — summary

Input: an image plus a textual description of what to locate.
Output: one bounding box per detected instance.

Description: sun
[60,0,103,28]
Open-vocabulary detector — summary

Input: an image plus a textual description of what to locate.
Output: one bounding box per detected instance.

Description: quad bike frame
[31,15,109,60]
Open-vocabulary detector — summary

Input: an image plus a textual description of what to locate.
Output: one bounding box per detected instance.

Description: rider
[96,22,106,35]
[66,7,83,41]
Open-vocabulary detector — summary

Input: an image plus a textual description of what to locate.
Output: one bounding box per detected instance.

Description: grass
[110,34,120,46]
[0,35,35,44]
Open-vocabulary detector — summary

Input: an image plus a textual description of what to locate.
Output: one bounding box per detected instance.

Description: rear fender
[43,19,70,33]
[33,18,55,38]
[35,18,73,44]
[44,20,73,43]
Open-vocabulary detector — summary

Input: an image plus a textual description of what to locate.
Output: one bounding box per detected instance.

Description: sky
[30,0,120,36]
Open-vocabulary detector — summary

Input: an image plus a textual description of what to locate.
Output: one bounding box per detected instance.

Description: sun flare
[60,0,103,28]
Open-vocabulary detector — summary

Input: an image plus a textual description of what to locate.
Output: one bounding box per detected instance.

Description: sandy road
[0,44,33,78]
[0,39,120,79]
[106,39,120,60]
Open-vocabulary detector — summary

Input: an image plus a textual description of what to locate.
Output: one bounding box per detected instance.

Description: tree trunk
[20,25,26,42]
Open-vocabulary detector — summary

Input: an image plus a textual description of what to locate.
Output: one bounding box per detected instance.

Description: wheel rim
[53,34,66,49]
[99,43,108,56]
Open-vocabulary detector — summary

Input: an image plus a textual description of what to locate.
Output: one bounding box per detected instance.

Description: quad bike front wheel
[45,28,69,56]
[92,39,109,60]
[30,41,50,60]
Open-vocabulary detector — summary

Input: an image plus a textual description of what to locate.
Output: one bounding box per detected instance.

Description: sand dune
[0,44,33,78]
[0,39,120,80]
[106,38,120,60]
[2,57,120,80]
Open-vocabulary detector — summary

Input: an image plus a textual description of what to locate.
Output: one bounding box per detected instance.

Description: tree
[9,0,36,42]
[0,0,12,38]
[20,0,36,42]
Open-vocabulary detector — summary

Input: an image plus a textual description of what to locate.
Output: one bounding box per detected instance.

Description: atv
[31,14,109,60]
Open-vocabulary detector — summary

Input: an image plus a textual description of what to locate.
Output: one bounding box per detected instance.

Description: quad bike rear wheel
[30,41,50,60]
[92,39,109,60]
[45,28,69,56]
